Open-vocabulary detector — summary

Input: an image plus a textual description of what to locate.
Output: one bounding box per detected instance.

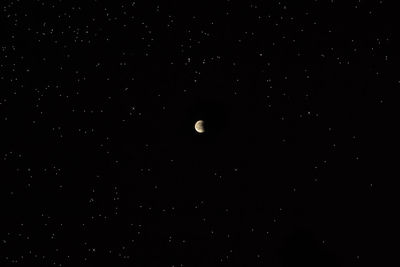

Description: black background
[0,0,395,266]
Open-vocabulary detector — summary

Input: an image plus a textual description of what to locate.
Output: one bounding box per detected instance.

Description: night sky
[0,1,394,266]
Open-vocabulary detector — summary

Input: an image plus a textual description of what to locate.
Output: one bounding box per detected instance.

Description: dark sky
[0,0,395,266]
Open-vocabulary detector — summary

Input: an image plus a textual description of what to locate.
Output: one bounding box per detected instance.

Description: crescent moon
[194,120,205,133]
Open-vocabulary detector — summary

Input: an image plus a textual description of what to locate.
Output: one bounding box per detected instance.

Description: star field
[0,0,394,266]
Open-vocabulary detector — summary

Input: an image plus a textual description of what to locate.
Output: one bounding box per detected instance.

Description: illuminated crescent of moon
[194,120,205,133]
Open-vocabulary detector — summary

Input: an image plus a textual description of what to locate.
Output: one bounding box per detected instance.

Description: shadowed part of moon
[195,120,205,133]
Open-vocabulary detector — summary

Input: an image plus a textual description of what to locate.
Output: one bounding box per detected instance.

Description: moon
[194,120,205,133]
